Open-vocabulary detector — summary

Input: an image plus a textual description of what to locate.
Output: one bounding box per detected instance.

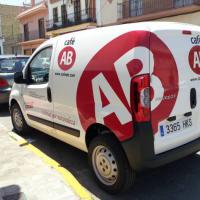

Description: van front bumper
[122,122,200,171]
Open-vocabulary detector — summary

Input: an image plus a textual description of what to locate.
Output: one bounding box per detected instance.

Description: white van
[10,22,200,193]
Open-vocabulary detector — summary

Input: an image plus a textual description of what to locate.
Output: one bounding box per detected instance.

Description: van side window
[28,47,52,84]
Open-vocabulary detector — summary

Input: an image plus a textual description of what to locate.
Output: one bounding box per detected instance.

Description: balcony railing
[118,0,200,20]
[46,8,96,32]
[18,30,48,42]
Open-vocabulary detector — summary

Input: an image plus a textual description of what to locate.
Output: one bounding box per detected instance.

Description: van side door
[22,46,54,133]
[51,38,85,151]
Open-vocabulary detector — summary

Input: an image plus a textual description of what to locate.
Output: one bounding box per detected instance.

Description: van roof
[57,21,200,36]
[41,22,200,48]
[144,21,200,32]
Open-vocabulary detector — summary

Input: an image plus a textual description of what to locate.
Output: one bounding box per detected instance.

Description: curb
[8,132,94,200]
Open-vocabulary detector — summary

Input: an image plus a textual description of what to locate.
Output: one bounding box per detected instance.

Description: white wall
[96,0,119,26]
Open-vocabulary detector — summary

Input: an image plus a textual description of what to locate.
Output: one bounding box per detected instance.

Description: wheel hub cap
[13,108,23,129]
[92,145,118,185]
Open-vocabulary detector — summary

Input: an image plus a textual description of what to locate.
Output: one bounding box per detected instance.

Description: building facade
[0,4,21,54]
[96,0,120,26]
[46,0,96,37]
[98,0,200,27]
[17,0,48,55]
[0,15,4,54]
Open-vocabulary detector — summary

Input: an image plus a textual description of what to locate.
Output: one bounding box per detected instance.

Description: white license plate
[160,117,192,137]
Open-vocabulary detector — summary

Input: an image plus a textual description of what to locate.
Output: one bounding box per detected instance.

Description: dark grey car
[0,55,29,104]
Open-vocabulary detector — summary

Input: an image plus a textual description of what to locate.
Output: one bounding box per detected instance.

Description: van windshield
[0,57,29,73]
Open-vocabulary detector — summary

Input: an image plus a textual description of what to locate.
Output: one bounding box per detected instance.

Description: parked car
[9,22,200,193]
[0,55,29,104]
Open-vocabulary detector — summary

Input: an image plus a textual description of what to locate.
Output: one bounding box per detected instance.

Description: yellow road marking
[8,132,93,200]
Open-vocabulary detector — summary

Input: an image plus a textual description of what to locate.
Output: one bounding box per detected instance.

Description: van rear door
[150,24,200,155]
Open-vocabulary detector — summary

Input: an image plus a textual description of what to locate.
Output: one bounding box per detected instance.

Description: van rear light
[0,78,8,88]
[131,74,150,122]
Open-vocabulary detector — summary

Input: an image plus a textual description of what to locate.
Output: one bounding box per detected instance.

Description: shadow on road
[22,129,200,200]
[0,104,10,117]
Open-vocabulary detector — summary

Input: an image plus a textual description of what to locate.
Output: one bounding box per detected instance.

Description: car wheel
[11,103,30,135]
[88,134,135,194]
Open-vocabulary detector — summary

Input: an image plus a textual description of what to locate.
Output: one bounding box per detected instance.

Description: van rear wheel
[11,103,30,135]
[88,134,135,194]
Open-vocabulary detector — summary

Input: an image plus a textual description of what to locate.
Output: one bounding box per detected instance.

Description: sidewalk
[0,124,82,200]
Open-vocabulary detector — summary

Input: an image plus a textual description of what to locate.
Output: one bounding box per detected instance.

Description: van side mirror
[14,71,26,84]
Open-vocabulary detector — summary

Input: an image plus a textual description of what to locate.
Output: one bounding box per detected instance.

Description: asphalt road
[1,104,200,200]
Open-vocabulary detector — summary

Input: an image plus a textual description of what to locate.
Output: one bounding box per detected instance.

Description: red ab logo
[189,46,200,75]
[58,46,76,71]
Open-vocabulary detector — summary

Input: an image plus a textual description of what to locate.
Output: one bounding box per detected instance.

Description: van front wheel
[88,134,135,194]
[11,103,30,135]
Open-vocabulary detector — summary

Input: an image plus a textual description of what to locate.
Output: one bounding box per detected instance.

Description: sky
[0,0,30,6]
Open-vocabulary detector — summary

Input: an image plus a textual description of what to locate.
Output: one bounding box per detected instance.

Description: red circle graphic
[189,46,200,75]
[58,46,76,71]
[77,31,179,141]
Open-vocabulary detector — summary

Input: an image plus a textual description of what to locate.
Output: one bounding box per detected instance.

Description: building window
[61,4,67,24]
[24,24,29,41]
[53,7,58,23]
[129,0,143,17]
[74,0,81,22]
[12,47,15,54]
[38,18,45,38]
[85,0,88,14]
[174,0,193,8]
[24,49,32,55]
[0,46,1,55]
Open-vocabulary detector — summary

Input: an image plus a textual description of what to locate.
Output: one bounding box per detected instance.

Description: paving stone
[0,127,80,200]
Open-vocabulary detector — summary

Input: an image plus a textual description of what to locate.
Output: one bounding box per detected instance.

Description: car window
[29,47,52,84]
[0,57,29,73]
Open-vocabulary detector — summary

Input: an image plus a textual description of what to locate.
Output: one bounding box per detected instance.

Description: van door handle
[47,87,52,102]
[190,88,197,109]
